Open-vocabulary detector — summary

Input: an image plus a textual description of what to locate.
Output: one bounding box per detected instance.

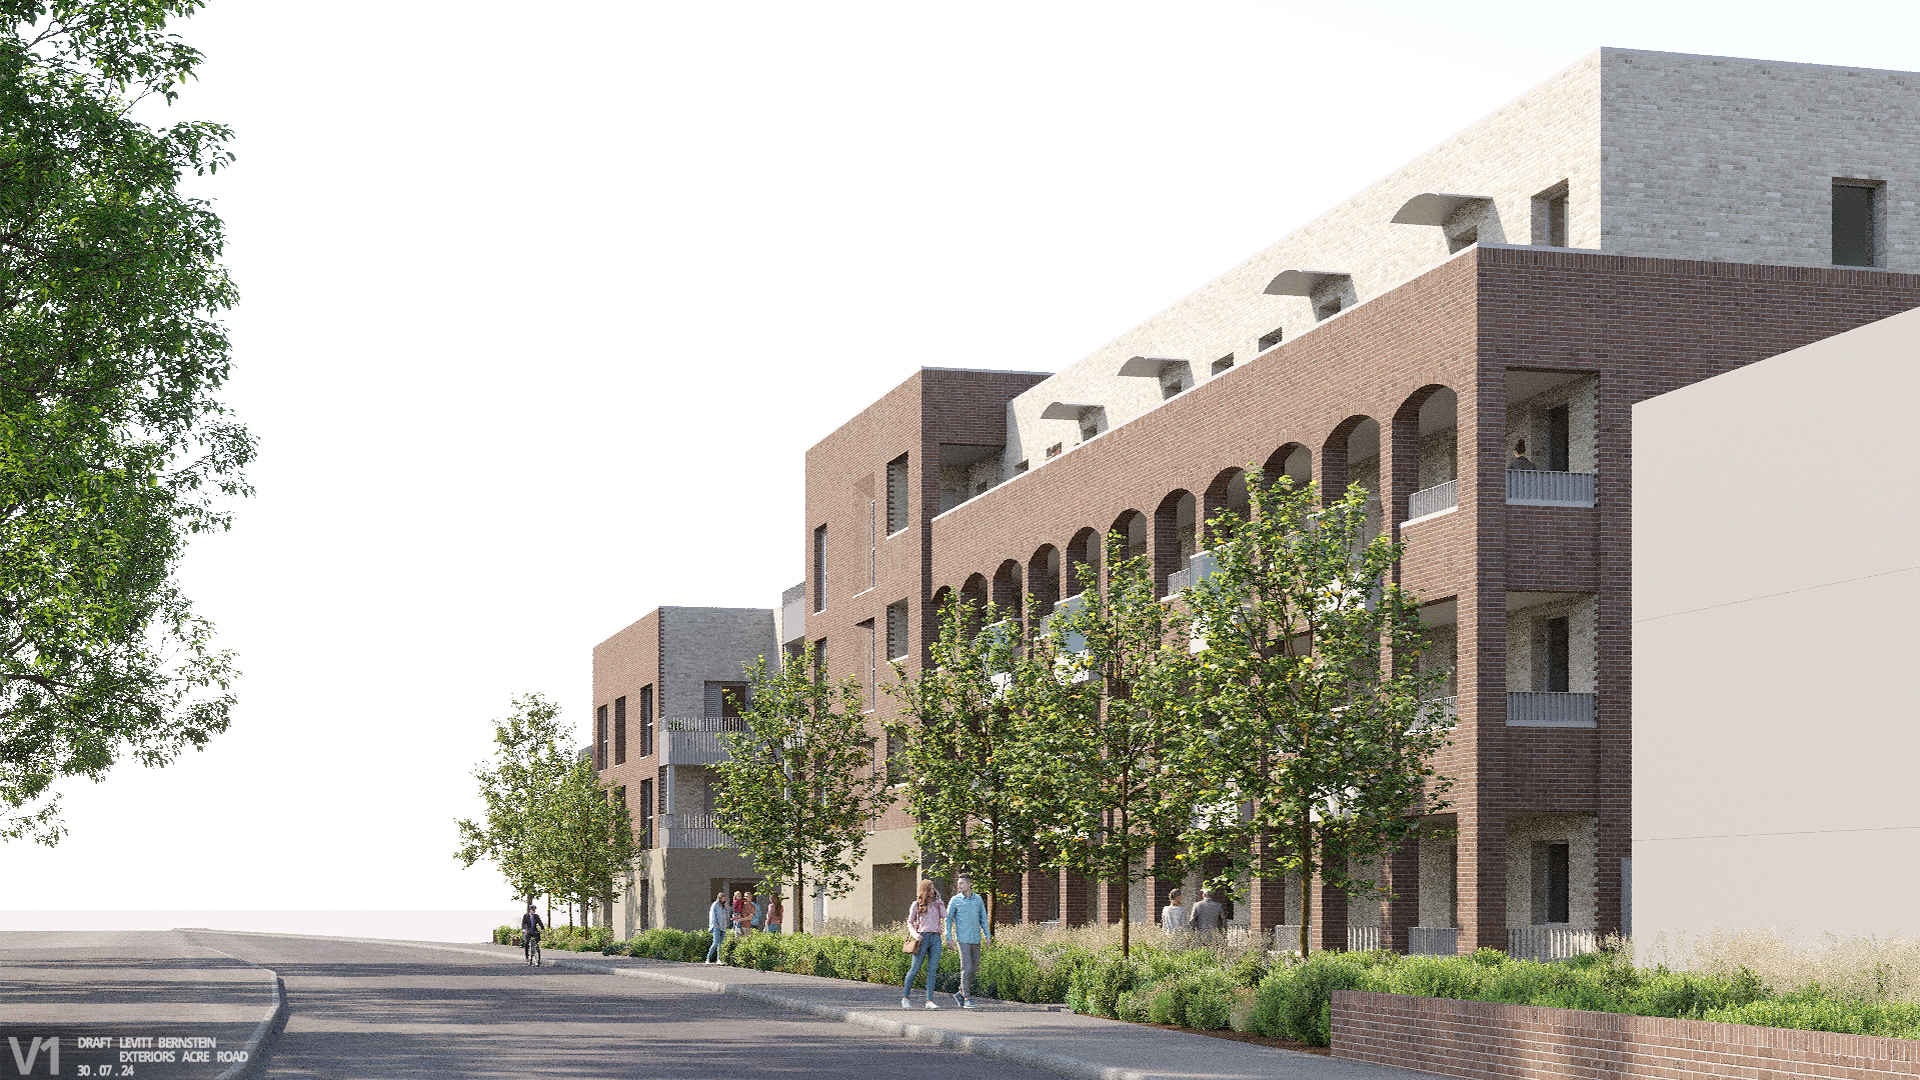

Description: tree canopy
[0,0,251,843]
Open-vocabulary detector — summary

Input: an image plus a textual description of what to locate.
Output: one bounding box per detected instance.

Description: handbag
[903,934,920,955]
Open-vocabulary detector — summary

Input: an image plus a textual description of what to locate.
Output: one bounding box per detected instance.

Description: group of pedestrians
[704,886,784,963]
[900,872,990,1011]
[1159,887,1229,938]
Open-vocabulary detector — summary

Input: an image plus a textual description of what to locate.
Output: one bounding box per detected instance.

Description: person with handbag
[900,879,946,1010]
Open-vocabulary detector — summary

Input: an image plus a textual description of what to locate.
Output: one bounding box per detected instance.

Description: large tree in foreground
[455,692,572,905]
[538,750,638,929]
[0,1,252,844]
[1181,474,1452,957]
[710,644,893,935]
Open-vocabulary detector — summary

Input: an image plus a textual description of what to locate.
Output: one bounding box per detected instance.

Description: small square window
[1533,181,1570,247]
[1833,181,1882,267]
[1014,459,1028,473]
[1045,443,1063,459]
[1211,354,1234,375]
[1257,327,1284,352]
[1315,297,1342,321]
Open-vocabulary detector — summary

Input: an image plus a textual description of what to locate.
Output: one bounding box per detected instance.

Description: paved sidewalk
[346,935,1422,1080]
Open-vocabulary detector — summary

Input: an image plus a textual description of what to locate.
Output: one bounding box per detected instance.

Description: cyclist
[521,903,546,966]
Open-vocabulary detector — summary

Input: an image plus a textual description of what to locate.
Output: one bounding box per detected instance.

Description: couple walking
[901,873,990,1011]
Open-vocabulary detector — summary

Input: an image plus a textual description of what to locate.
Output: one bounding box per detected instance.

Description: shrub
[1250,953,1381,1045]
[978,942,1043,1001]
[1068,954,1141,1018]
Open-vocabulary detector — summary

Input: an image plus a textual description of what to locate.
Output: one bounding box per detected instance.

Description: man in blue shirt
[944,873,991,1009]
[706,891,728,964]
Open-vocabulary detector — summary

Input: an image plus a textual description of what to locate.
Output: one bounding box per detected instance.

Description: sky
[11,0,1920,924]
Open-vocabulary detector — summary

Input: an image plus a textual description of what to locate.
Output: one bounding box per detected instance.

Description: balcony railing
[659,717,749,765]
[1165,548,1221,595]
[1347,925,1382,953]
[1416,696,1458,730]
[1506,692,1596,728]
[1507,926,1600,962]
[1406,479,1458,522]
[1410,926,1458,956]
[1506,469,1596,507]
[658,812,735,849]
[1273,924,1305,953]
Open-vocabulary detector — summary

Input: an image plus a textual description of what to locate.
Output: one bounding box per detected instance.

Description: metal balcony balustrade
[1507,926,1600,961]
[1506,469,1596,507]
[1347,925,1382,952]
[1416,695,1458,730]
[1409,926,1458,956]
[657,812,736,849]
[1406,479,1458,522]
[1505,692,1596,728]
[1165,547,1224,596]
[659,716,749,765]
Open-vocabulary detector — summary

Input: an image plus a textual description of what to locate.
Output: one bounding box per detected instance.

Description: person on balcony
[1161,888,1190,937]
[1508,439,1539,470]
[705,892,728,963]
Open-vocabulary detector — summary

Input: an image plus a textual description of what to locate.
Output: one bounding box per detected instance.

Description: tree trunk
[794,869,806,935]
[1297,818,1313,958]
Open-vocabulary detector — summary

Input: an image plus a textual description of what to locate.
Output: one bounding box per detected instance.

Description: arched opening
[1064,528,1098,597]
[1202,467,1249,544]
[1397,385,1460,523]
[1263,443,1312,492]
[1153,490,1196,597]
[1109,510,1148,563]
[960,573,989,630]
[1319,416,1377,502]
[992,560,1023,618]
[1028,545,1061,617]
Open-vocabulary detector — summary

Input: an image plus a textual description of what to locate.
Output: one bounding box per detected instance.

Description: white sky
[10,0,1920,922]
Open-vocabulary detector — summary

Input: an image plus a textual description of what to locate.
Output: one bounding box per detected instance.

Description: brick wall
[1333,990,1920,1080]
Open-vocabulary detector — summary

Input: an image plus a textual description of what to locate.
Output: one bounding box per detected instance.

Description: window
[1080,422,1099,442]
[812,525,827,612]
[812,639,827,684]
[1535,182,1569,247]
[1045,442,1063,459]
[1533,842,1570,924]
[1834,181,1881,266]
[1315,297,1342,321]
[1258,327,1283,352]
[613,696,627,765]
[636,780,653,847]
[705,681,750,719]
[885,454,909,534]
[657,774,667,813]
[1545,406,1570,472]
[886,732,905,783]
[868,499,876,588]
[859,618,876,709]
[1545,616,1570,693]
[595,705,608,770]
[1157,360,1190,400]
[639,686,654,758]
[1211,354,1234,376]
[886,600,909,661]
[1014,459,1028,474]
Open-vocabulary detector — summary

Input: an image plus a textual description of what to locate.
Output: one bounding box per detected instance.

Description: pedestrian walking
[1190,889,1227,939]
[750,891,765,933]
[705,892,728,963]
[944,873,990,1009]
[765,894,784,935]
[1160,888,1190,937]
[900,879,946,1010]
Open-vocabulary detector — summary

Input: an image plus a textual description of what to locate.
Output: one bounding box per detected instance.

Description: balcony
[657,812,735,850]
[1347,925,1382,953]
[1506,692,1596,728]
[1416,696,1458,731]
[1507,926,1599,961]
[1165,548,1221,595]
[1406,479,1457,523]
[659,717,748,765]
[1506,469,1595,507]
[1410,926,1458,956]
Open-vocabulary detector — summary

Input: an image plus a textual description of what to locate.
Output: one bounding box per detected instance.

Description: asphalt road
[186,931,1067,1079]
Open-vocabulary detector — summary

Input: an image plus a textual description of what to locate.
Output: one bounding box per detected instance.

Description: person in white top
[1160,887,1190,937]
[900,879,946,1010]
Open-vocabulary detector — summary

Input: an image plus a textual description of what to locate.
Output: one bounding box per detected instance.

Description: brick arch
[960,572,988,616]
[1028,544,1061,617]
[1263,442,1312,492]
[1320,415,1378,505]
[1108,509,1148,563]
[1064,527,1099,598]
[1153,489,1197,597]
[992,559,1023,617]
[1390,384,1461,528]
[1202,466,1249,545]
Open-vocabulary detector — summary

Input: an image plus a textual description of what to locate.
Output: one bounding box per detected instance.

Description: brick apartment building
[599,47,1920,949]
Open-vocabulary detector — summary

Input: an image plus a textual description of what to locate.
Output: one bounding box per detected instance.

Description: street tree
[455,692,571,906]
[884,592,1056,926]
[0,1,254,844]
[709,643,893,935]
[1047,533,1195,956]
[1181,473,1452,957]
[536,751,638,929]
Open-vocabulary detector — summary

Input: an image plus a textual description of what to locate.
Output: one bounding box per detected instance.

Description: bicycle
[524,932,542,967]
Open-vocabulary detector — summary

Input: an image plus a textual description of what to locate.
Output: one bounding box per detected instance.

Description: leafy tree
[710,642,893,935]
[884,592,1055,926]
[0,1,252,844]
[537,750,638,929]
[1181,474,1453,957]
[1047,532,1195,956]
[455,692,571,905]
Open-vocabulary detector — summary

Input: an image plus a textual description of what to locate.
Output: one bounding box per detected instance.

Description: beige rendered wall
[1632,304,1920,955]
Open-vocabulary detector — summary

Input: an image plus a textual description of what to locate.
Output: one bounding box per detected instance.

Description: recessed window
[1833,181,1882,267]
[885,454,909,534]
[812,525,827,612]
[1534,182,1569,247]
[1211,354,1234,375]
[1014,459,1029,473]
[1545,405,1570,471]
[1315,297,1342,321]
[1545,616,1570,693]
[1257,327,1284,352]
[1533,842,1570,924]
[613,696,627,765]
[1045,443,1063,459]
[886,600,909,661]
[638,685,654,758]
[595,705,608,770]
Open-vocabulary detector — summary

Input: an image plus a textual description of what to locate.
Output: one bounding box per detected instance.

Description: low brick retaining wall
[1332,990,1920,1080]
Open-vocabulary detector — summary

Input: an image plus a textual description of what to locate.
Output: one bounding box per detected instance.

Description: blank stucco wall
[1632,304,1920,954]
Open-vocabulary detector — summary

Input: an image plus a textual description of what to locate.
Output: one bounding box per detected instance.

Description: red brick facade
[804,246,1920,941]
[1333,990,1920,1080]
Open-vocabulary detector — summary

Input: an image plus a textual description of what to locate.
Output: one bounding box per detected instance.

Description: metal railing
[658,812,735,849]
[1272,924,1305,953]
[1417,696,1458,730]
[1506,469,1596,507]
[1166,548,1223,596]
[659,717,749,765]
[1506,692,1597,728]
[1407,479,1458,522]
[1507,926,1600,962]
[1347,925,1382,952]
[1410,926,1458,956]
